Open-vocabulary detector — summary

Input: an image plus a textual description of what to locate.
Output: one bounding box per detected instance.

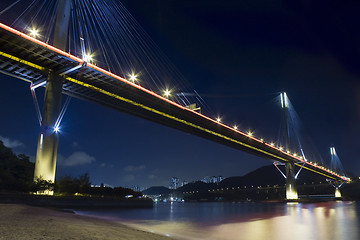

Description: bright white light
[29,28,39,38]
[247,131,253,137]
[128,73,138,82]
[163,89,171,98]
[83,53,93,63]
[280,92,288,108]
[130,75,136,81]
[270,142,275,146]
[284,92,288,107]
[54,126,60,133]
[330,147,336,156]
[279,147,283,151]
[233,125,238,130]
[216,117,221,123]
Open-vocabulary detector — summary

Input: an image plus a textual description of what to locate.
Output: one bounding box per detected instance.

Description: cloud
[124,164,146,172]
[123,174,135,182]
[0,136,23,148]
[148,174,157,180]
[58,151,96,166]
[72,142,79,147]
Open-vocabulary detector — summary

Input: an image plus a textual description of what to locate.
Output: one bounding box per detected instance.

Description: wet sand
[0,204,174,240]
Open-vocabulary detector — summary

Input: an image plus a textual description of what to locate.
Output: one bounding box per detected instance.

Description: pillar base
[285,161,298,200]
[34,190,54,196]
[335,187,341,198]
[286,184,298,200]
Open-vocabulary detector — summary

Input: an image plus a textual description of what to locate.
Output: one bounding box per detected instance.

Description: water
[76,201,360,240]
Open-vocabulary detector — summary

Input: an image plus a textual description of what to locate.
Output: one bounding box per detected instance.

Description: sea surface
[76,201,360,240]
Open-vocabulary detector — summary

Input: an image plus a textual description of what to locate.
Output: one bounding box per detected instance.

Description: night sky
[0,0,359,189]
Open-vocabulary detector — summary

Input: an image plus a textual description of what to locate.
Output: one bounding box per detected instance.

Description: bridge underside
[0,23,346,182]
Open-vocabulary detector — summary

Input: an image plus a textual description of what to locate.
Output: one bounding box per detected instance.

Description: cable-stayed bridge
[0,1,350,199]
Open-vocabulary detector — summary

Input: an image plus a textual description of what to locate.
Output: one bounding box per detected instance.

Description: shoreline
[0,203,174,240]
[0,193,154,209]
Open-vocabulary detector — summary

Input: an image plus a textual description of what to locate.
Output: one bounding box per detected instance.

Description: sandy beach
[0,204,174,240]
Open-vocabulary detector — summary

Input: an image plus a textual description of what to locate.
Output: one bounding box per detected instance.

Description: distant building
[131,185,141,192]
[181,181,188,187]
[216,176,224,183]
[170,177,179,189]
[201,176,224,184]
[201,176,211,183]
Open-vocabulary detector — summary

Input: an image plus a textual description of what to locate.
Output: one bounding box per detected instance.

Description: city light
[247,131,253,137]
[233,125,238,130]
[216,117,221,123]
[54,126,60,133]
[29,28,39,38]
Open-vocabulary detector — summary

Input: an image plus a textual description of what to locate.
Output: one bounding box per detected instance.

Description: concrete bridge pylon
[33,0,72,194]
[280,92,298,200]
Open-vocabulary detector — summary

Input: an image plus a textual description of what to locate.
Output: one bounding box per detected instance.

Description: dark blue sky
[0,0,359,188]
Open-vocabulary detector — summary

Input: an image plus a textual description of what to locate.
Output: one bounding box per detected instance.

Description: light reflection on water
[78,201,359,240]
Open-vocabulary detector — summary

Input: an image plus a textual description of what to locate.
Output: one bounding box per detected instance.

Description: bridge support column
[335,187,341,198]
[285,161,298,200]
[33,0,72,194]
[34,73,63,193]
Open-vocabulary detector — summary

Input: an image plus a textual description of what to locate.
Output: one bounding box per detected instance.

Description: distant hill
[177,181,218,192]
[219,164,328,188]
[142,186,172,195]
[143,164,333,196]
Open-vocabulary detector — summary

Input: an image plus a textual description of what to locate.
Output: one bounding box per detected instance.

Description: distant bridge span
[0,22,349,185]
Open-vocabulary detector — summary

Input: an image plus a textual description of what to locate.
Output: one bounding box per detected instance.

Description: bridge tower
[330,146,343,198]
[33,0,72,194]
[280,92,298,200]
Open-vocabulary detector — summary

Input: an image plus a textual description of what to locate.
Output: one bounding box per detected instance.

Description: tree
[0,141,34,193]
[78,173,91,193]
[32,177,54,193]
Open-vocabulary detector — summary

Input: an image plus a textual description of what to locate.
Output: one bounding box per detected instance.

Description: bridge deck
[0,22,349,182]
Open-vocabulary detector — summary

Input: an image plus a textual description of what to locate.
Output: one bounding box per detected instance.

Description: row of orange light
[26,26,350,182]
[124,72,350,182]
[213,115,350,181]
[128,71,349,181]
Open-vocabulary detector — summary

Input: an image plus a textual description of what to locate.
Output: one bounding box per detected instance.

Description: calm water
[77,201,360,240]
